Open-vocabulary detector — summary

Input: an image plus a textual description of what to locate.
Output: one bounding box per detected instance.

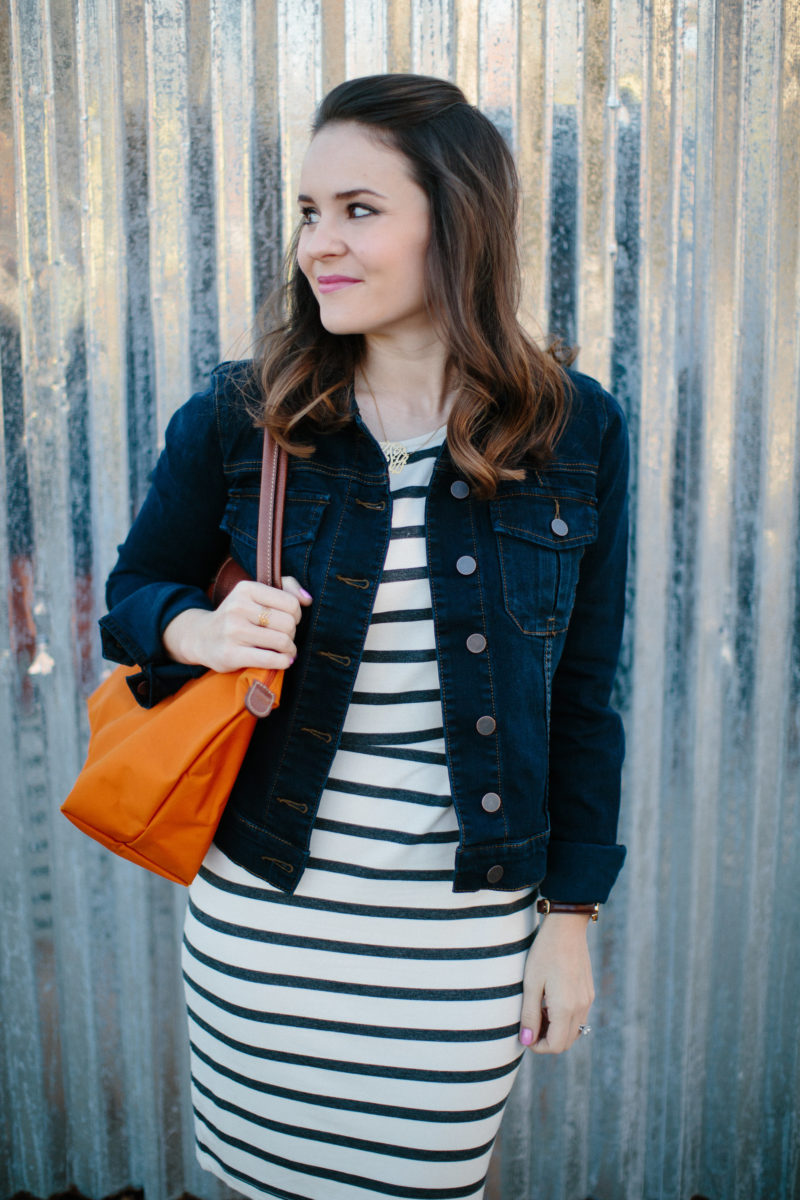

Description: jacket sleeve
[98,376,232,707]
[540,387,630,902]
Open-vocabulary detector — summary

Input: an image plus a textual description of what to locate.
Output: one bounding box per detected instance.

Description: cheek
[296,234,313,280]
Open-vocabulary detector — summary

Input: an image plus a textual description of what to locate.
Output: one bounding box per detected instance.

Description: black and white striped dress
[182,427,536,1200]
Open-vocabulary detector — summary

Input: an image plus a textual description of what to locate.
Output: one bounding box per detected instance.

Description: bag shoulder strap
[210,429,288,605]
[258,429,288,587]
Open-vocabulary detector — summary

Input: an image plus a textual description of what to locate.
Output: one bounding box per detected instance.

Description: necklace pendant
[380,441,409,473]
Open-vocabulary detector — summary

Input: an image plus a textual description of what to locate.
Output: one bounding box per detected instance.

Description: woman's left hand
[518,912,595,1054]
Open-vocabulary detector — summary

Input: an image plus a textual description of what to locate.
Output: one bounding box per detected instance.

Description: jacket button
[450,480,470,499]
[466,633,486,653]
[456,555,477,575]
[481,792,501,813]
[136,681,148,697]
[486,864,504,884]
[551,517,569,537]
[476,715,496,735]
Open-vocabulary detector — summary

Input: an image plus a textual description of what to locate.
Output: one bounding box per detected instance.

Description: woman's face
[297,122,432,341]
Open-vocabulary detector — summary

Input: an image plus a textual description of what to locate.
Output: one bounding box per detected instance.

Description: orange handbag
[61,430,288,885]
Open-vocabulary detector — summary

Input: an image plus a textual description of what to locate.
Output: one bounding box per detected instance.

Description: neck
[358,332,452,441]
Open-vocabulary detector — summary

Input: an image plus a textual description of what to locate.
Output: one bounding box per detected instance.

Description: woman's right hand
[162,576,312,673]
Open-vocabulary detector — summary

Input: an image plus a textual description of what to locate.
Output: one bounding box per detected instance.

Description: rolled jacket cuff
[99,582,214,661]
[540,838,627,904]
[121,660,209,708]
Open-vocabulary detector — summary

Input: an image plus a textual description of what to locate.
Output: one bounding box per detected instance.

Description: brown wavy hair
[252,73,572,497]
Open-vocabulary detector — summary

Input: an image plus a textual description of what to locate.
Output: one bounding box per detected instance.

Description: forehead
[299,122,419,196]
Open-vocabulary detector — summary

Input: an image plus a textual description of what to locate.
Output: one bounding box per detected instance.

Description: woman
[101,74,628,1200]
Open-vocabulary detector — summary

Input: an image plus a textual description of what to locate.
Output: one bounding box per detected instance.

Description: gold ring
[257,608,272,628]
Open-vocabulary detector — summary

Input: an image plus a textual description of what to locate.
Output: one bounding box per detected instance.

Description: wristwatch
[536,899,600,921]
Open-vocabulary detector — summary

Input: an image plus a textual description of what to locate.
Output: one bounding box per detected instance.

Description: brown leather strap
[537,899,600,921]
[210,428,288,606]
[257,428,288,588]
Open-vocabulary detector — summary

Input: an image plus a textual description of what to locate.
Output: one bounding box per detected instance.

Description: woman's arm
[519,385,630,1053]
[99,367,311,705]
[519,912,594,1053]
[162,577,311,673]
[540,386,630,901]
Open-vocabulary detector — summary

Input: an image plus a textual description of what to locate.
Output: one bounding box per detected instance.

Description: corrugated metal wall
[1,1,798,1197]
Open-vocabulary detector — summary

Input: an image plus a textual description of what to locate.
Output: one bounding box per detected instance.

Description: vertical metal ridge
[517,0,551,332]
[575,0,615,380]
[763,10,800,1184]
[321,0,347,92]
[413,0,453,78]
[253,0,281,310]
[210,0,255,354]
[277,0,323,254]
[75,0,129,614]
[386,0,413,74]
[0,291,50,1190]
[144,0,191,436]
[680,2,743,1192]
[454,0,479,96]
[477,0,517,149]
[346,0,387,76]
[618,0,681,1192]
[733,0,800,1192]
[9,0,105,1191]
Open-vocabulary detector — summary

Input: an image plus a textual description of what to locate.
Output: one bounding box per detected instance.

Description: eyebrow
[297,187,388,203]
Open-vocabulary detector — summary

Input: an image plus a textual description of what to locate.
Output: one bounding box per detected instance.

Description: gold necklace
[360,371,444,474]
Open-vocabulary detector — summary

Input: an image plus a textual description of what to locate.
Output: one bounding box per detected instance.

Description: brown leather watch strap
[536,899,600,921]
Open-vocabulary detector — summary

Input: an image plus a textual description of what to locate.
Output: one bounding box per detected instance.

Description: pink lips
[317,275,362,294]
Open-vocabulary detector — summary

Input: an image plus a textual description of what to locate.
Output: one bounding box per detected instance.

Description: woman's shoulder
[563,366,626,427]
[164,360,263,464]
[556,366,628,465]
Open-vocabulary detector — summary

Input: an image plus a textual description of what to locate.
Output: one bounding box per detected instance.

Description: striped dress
[182,426,536,1200]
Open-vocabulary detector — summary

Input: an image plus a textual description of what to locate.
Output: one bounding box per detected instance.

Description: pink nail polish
[519,1027,533,1046]
[300,587,312,601]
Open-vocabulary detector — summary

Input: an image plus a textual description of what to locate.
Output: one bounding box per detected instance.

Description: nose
[304,214,346,261]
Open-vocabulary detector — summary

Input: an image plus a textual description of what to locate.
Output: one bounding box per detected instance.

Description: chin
[317,314,364,336]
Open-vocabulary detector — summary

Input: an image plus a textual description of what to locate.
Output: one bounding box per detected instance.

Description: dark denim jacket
[101,361,629,900]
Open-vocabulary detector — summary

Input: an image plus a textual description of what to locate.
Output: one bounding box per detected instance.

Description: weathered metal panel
[1,1,798,1198]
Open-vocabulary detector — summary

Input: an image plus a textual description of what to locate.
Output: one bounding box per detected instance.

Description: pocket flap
[490,494,597,549]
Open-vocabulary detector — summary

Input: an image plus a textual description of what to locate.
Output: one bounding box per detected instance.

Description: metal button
[466,633,487,654]
[476,715,496,735]
[481,792,501,813]
[486,864,504,884]
[456,555,477,575]
[450,480,470,499]
[551,517,569,537]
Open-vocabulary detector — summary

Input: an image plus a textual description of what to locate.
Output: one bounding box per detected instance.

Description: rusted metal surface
[1,1,798,1197]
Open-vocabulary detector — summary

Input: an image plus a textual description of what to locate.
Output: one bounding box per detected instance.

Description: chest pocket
[221,487,329,590]
[490,493,597,635]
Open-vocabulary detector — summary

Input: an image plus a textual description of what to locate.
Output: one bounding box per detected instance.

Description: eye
[299,207,320,225]
[349,203,376,218]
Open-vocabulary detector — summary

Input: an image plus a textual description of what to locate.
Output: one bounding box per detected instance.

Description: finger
[531,1008,572,1055]
[250,622,298,661]
[226,646,297,672]
[215,607,298,661]
[248,582,303,623]
[250,604,295,635]
[519,973,547,1047]
[282,575,313,605]
[519,1004,547,1049]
